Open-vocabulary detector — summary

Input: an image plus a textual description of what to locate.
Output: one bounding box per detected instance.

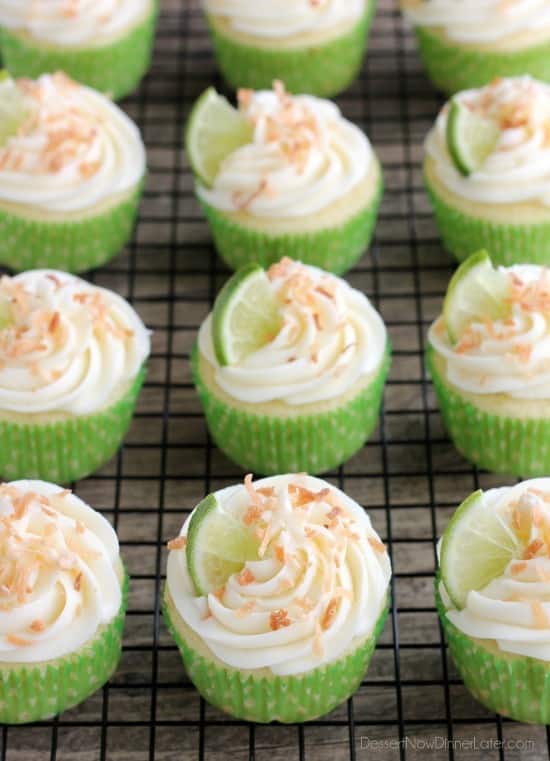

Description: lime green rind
[163,589,389,723]
[200,175,384,276]
[414,26,550,95]
[424,171,550,266]
[0,570,128,724]
[436,578,550,724]
[206,1,376,98]
[192,344,390,476]
[0,368,146,484]
[0,183,143,274]
[0,1,158,100]
[427,347,550,478]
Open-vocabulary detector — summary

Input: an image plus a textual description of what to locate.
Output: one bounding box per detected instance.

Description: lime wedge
[185,87,254,187]
[443,250,510,344]
[0,72,29,148]
[440,489,520,610]
[212,263,283,367]
[447,98,501,177]
[186,493,259,596]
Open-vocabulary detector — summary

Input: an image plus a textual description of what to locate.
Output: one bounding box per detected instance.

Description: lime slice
[443,250,510,344]
[440,489,520,610]
[186,493,259,596]
[212,263,283,366]
[447,98,501,177]
[0,72,29,148]
[185,87,254,187]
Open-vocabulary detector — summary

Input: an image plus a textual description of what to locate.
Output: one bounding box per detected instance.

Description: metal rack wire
[3,0,550,758]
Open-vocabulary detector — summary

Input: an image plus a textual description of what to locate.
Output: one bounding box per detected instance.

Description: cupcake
[0,0,158,100]
[202,0,375,97]
[163,473,391,723]
[437,479,550,723]
[401,0,550,95]
[0,479,127,724]
[424,76,550,267]
[193,257,390,475]
[428,250,550,478]
[0,269,150,483]
[0,72,146,273]
[186,83,383,275]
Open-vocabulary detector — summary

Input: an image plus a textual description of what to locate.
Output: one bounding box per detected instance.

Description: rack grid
[3,1,549,759]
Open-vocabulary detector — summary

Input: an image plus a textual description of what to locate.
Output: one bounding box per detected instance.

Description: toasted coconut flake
[524,538,545,560]
[237,568,255,586]
[29,619,46,632]
[269,608,291,630]
[321,597,339,630]
[368,537,386,554]
[6,634,31,647]
[167,535,187,551]
[532,601,550,629]
[511,561,527,576]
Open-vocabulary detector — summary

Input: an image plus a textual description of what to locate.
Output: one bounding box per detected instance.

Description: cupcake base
[0,569,128,725]
[163,587,389,724]
[193,344,390,476]
[206,0,376,98]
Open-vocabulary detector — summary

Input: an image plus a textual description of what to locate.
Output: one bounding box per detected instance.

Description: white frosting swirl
[426,77,550,208]
[429,264,550,400]
[0,73,145,214]
[0,0,151,47]
[197,85,372,218]
[203,0,364,39]
[199,258,387,405]
[402,0,550,44]
[0,480,122,663]
[442,480,550,661]
[0,269,150,415]
[166,474,391,676]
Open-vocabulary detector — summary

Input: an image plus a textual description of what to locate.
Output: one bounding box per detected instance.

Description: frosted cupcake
[0,72,146,273]
[401,0,550,95]
[203,0,375,97]
[424,76,550,267]
[194,257,390,475]
[164,473,391,723]
[187,83,383,275]
[437,479,550,723]
[0,269,150,483]
[0,0,158,100]
[0,480,127,723]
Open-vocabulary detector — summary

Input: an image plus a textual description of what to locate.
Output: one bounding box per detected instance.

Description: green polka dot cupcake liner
[427,348,550,478]
[0,569,128,725]
[0,1,158,101]
[206,0,376,98]
[200,174,383,276]
[0,367,146,484]
[425,172,550,267]
[414,26,550,95]
[436,579,550,724]
[163,589,389,724]
[192,344,391,476]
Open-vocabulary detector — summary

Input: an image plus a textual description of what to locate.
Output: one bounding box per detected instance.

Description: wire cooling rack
[3,1,550,759]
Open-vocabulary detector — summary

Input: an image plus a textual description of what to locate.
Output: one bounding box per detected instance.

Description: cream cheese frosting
[203,0,364,39]
[0,480,122,663]
[429,264,550,400]
[0,0,151,47]
[0,73,146,214]
[166,473,391,676]
[0,269,150,416]
[441,480,550,661]
[197,83,373,218]
[198,258,387,406]
[425,76,550,208]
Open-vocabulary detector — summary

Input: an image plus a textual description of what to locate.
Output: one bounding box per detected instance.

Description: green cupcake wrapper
[427,347,550,477]
[0,183,143,274]
[425,171,550,267]
[0,1,158,100]
[0,367,146,484]
[192,344,390,476]
[435,578,550,724]
[414,26,550,95]
[163,589,389,723]
[206,1,376,98]
[200,174,383,276]
[0,569,128,724]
